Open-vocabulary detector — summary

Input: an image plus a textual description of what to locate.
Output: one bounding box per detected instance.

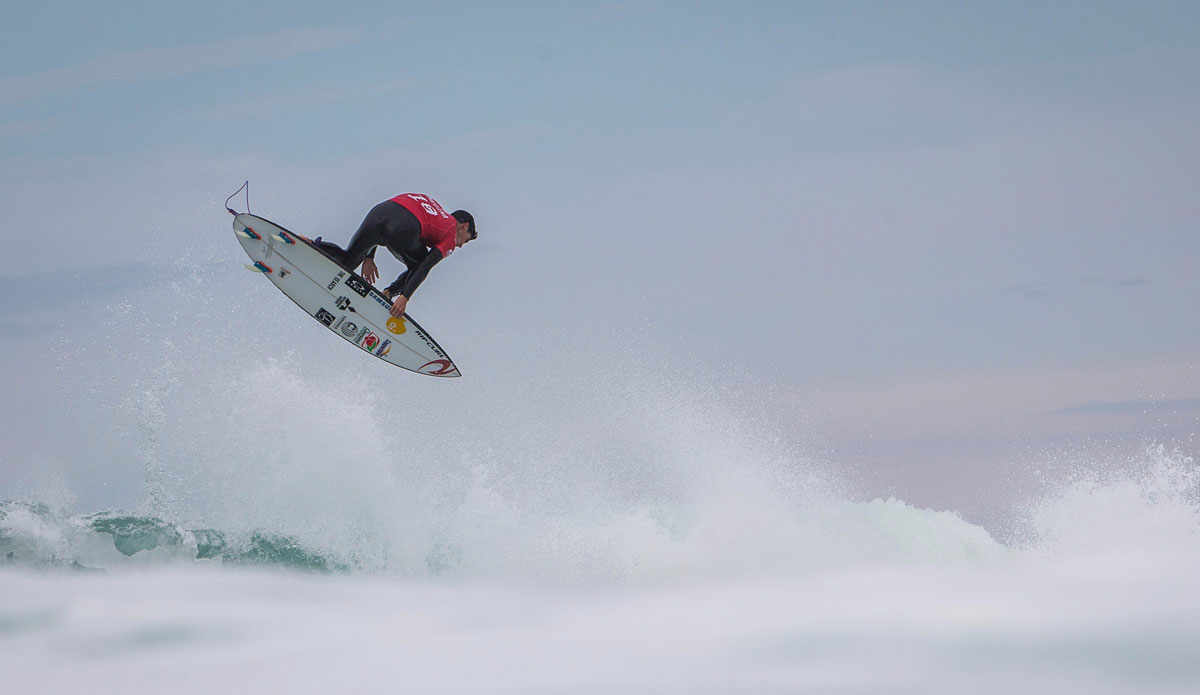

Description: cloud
[0,118,63,140]
[0,27,360,105]
[0,262,155,316]
[805,359,1200,442]
[586,2,663,20]
[1079,275,1149,289]
[199,80,412,121]
[1008,276,1150,298]
[0,261,193,339]
[1058,398,1200,415]
[1007,281,1056,298]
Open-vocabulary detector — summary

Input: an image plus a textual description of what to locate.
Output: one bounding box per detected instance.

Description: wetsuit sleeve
[390,248,444,298]
[384,271,408,296]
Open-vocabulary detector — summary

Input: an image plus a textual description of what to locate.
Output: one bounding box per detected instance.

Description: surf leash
[225,180,250,216]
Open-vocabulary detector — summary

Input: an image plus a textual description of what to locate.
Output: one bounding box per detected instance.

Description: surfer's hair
[452,210,476,240]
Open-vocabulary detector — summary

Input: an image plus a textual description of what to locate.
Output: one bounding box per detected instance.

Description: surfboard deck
[233,213,461,377]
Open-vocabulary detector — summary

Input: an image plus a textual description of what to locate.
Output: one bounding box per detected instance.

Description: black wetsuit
[313,200,445,298]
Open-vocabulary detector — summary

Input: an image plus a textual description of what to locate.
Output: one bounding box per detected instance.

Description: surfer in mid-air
[311,193,476,318]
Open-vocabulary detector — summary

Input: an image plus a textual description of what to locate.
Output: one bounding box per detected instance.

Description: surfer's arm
[389,249,443,300]
[383,250,442,317]
[383,271,407,298]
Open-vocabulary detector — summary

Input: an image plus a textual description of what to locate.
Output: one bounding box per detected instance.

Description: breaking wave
[3,441,1195,579]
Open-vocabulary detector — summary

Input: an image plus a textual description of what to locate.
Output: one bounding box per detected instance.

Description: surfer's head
[452,210,476,248]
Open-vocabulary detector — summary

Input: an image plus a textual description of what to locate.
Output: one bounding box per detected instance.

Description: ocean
[3,439,1197,692]
[2,233,1198,694]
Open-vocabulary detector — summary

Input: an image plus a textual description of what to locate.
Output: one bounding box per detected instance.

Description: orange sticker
[386,317,407,335]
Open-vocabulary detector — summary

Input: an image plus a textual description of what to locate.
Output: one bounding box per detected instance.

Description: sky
[1,1,1198,525]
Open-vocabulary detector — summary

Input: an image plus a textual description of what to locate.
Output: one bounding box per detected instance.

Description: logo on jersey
[344,276,369,297]
[386,317,406,335]
[315,308,335,326]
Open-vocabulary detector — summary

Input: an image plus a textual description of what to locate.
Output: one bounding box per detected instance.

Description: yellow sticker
[386,317,407,335]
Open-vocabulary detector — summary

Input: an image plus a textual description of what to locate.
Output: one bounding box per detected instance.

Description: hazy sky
[2,1,1197,523]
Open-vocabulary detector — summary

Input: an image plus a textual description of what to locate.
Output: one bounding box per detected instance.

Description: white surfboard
[232,213,461,377]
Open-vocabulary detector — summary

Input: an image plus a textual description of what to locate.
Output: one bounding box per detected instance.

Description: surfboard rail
[231,213,461,377]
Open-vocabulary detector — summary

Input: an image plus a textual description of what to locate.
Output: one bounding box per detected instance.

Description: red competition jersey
[390,193,457,257]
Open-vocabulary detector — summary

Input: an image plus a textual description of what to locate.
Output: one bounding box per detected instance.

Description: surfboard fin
[236,227,262,240]
[271,232,296,245]
[245,261,272,273]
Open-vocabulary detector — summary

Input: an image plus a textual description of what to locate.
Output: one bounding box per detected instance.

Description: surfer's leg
[372,205,423,295]
[311,239,347,259]
[378,203,423,257]
[340,202,395,270]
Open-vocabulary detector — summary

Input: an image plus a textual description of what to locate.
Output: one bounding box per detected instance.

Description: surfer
[312,194,476,318]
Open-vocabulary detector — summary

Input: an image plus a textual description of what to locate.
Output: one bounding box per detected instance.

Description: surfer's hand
[389,294,408,318]
[381,289,391,299]
[361,258,379,285]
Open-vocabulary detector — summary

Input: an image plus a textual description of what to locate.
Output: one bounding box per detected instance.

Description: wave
[3,242,1196,582]
[0,492,1011,578]
[4,442,1195,579]
[0,503,344,573]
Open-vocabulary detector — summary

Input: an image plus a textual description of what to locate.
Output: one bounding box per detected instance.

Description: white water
[4,496,1199,694]
[4,430,1198,693]
[3,223,1199,693]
